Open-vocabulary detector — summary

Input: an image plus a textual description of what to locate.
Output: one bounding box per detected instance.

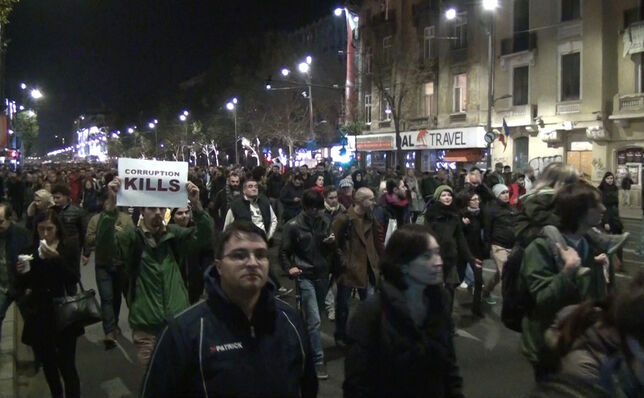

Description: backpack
[500,244,532,332]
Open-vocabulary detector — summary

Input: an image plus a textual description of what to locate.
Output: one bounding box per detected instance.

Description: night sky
[4,0,337,152]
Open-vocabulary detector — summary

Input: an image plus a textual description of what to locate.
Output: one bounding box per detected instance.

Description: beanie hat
[493,183,509,198]
[433,185,453,201]
[339,178,354,189]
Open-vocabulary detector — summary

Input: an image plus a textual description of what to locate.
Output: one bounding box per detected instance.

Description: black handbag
[53,281,102,332]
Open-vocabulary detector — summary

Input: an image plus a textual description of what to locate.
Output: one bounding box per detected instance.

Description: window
[561,0,580,21]
[364,46,373,74]
[453,74,467,113]
[423,26,435,59]
[383,36,392,64]
[451,13,468,49]
[421,82,435,117]
[512,66,529,106]
[364,94,372,125]
[636,53,644,93]
[513,137,529,173]
[381,89,391,121]
[560,52,580,101]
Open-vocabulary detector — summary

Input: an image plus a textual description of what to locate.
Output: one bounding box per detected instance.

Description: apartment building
[355,0,644,199]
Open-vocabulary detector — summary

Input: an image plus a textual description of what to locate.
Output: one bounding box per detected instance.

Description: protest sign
[117,158,189,208]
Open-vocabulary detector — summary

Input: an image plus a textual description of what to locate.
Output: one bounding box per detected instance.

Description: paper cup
[17,255,32,273]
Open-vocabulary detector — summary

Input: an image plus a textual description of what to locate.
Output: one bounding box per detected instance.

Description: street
[15,254,541,398]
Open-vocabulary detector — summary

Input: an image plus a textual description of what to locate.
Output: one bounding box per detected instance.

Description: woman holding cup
[17,210,83,398]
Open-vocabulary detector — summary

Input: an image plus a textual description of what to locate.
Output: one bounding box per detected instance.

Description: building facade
[355,0,644,211]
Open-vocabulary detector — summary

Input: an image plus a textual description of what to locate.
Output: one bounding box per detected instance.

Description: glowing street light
[298,62,310,74]
[232,97,238,105]
[334,7,343,16]
[306,55,312,65]
[483,0,499,10]
[127,127,135,134]
[445,8,457,20]
[20,83,27,90]
[30,89,43,100]
[148,122,155,129]
[179,114,187,121]
[226,102,235,111]
[226,97,239,164]
[281,68,290,77]
[183,110,189,116]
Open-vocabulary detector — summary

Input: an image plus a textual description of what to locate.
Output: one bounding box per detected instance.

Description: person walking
[344,224,464,398]
[280,189,335,380]
[17,211,83,398]
[621,171,633,207]
[141,221,317,398]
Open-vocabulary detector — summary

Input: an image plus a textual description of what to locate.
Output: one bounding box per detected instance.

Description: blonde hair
[530,162,579,194]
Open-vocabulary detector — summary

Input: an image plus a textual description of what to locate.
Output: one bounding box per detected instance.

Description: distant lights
[298,62,310,74]
[281,68,290,77]
[148,122,155,129]
[482,0,499,10]
[334,7,343,16]
[445,8,457,20]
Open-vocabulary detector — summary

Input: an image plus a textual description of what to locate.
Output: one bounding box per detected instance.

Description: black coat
[141,266,318,398]
[483,199,519,249]
[17,238,83,347]
[279,211,334,280]
[599,184,622,233]
[461,208,485,260]
[1,223,32,298]
[425,202,475,284]
[344,281,464,398]
[280,183,304,222]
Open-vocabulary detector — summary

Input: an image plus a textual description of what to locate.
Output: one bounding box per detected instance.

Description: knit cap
[492,183,509,198]
[433,185,453,201]
[339,178,354,189]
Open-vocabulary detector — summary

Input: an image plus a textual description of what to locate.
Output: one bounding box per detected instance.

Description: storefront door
[567,150,593,177]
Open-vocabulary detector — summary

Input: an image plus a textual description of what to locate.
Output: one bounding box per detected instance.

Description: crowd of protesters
[0,158,641,397]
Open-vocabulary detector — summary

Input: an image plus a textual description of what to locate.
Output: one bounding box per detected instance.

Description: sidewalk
[0,304,17,398]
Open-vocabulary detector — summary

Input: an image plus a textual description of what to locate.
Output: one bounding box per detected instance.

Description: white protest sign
[117,158,189,208]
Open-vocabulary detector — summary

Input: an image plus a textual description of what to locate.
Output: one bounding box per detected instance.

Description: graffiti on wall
[529,155,563,175]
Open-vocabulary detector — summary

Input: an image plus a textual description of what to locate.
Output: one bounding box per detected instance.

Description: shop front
[356,126,488,171]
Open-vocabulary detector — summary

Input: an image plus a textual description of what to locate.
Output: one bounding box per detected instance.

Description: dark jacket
[229,194,272,233]
[17,238,84,346]
[599,183,622,233]
[280,183,304,222]
[460,208,485,260]
[484,199,518,249]
[321,203,346,225]
[140,266,318,398]
[54,202,87,248]
[1,223,32,298]
[280,211,334,280]
[212,185,241,231]
[425,202,475,284]
[344,281,464,398]
[266,174,283,199]
[81,188,101,213]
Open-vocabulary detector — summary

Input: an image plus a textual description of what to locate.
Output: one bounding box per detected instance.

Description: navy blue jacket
[141,265,318,398]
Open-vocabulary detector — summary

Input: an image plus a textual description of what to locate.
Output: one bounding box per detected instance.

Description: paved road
[16,253,641,398]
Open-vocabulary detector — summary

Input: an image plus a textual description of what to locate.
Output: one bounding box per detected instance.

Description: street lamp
[30,89,43,100]
[226,98,238,165]
[148,121,158,157]
[445,8,457,20]
[297,57,315,140]
[482,0,499,10]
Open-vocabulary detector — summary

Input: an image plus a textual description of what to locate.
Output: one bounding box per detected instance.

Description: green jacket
[519,237,607,365]
[96,209,213,333]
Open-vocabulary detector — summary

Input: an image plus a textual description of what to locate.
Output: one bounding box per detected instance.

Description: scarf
[324,202,339,212]
[467,206,480,215]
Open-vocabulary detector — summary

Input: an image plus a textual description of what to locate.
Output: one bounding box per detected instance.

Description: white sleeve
[223,209,235,231]
[268,205,278,240]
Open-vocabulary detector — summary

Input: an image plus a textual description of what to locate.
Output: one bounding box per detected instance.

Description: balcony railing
[500,32,537,56]
[612,93,644,117]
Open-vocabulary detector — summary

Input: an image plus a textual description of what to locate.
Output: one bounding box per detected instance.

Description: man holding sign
[96,159,213,367]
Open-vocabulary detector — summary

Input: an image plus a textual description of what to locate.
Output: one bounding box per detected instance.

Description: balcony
[556,102,581,115]
[500,32,537,56]
[609,93,644,121]
[493,104,537,127]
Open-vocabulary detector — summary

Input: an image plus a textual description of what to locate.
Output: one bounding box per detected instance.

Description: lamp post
[282,56,314,140]
[335,7,360,122]
[226,98,238,165]
[446,1,499,169]
[148,121,157,158]
[179,110,189,160]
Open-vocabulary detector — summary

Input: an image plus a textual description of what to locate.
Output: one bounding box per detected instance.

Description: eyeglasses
[222,249,269,263]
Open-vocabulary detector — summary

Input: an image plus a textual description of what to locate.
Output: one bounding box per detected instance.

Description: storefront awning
[442,148,483,162]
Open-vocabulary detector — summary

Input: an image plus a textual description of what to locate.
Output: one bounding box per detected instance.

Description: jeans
[297,278,328,364]
[335,283,373,340]
[95,263,122,335]
[0,290,14,342]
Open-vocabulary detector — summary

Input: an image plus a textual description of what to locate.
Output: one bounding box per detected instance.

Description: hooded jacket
[514,190,560,248]
[140,266,318,398]
[96,208,213,333]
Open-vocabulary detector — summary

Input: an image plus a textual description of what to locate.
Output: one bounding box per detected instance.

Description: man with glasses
[223,178,277,240]
[141,221,317,398]
[97,178,213,367]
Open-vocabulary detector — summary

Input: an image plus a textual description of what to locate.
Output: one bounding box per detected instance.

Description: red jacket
[509,183,526,208]
[68,175,82,204]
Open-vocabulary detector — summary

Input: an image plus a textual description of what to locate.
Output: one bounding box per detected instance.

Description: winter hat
[433,185,453,201]
[339,178,354,189]
[492,183,509,198]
